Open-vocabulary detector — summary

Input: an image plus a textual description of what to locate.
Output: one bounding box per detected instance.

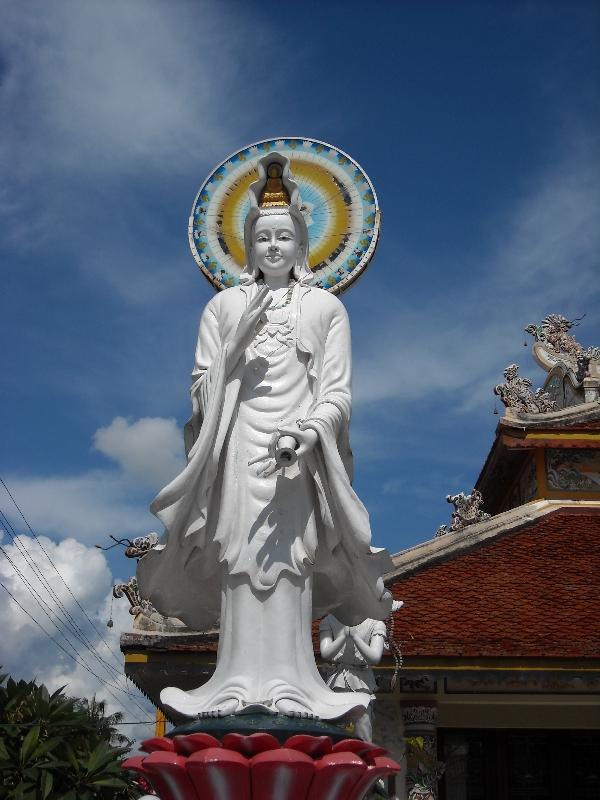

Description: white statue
[138,152,393,720]
[320,600,404,740]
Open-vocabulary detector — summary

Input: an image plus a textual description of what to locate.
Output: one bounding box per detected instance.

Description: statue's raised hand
[227,286,272,372]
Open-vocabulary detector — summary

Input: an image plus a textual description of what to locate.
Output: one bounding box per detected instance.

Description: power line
[0,509,126,684]
[0,580,151,717]
[0,497,151,719]
[0,542,150,721]
[0,548,149,720]
[0,508,140,695]
[0,475,156,723]
[0,476,130,674]
[0,720,156,727]
[1,544,106,671]
[0,519,150,721]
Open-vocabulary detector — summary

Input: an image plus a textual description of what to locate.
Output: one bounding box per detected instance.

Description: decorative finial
[106,594,114,628]
[259,162,291,208]
[524,313,600,363]
[436,490,490,536]
[494,363,556,413]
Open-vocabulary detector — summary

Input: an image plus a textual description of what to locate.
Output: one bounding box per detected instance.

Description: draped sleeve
[184,296,225,456]
[301,298,352,440]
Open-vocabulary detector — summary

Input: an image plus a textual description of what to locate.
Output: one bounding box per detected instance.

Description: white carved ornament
[494,363,556,413]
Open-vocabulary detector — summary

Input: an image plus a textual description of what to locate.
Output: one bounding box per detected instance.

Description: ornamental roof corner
[525,313,600,372]
[494,363,556,414]
[492,314,600,417]
[436,490,490,537]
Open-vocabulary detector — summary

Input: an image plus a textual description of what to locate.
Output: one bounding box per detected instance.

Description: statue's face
[252,213,300,279]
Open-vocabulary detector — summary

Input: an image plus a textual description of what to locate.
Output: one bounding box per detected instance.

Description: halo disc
[189,137,380,295]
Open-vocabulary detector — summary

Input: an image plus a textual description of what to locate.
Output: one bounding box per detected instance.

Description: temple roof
[386,505,600,660]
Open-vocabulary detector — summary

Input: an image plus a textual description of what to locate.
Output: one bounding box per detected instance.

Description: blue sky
[1,0,599,721]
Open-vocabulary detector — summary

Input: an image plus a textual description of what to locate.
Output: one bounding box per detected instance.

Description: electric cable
[0,580,152,717]
[0,505,150,717]
[0,544,150,720]
[0,476,127,672]
[0,508,133,687]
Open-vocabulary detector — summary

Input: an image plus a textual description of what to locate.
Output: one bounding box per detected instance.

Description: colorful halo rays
[189,138,380,295]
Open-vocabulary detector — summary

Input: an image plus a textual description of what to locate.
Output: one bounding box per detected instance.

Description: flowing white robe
[137,282,392,718]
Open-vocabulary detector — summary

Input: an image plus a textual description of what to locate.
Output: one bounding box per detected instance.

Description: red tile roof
[386,509,600,659]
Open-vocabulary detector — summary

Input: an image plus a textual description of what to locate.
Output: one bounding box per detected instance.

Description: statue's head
[241,153,311,285]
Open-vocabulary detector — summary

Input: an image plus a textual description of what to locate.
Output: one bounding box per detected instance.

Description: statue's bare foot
[285,710,316,719]
[198,699,239,718]
[276,699,316,719]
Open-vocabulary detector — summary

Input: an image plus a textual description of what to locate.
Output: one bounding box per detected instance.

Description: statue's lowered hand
[277,424,318,459]
[248,423,318,478]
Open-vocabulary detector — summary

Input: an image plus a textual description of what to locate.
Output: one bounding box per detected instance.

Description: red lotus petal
[222,732,280,756]
[307,752,366,800]
[346,755,401,800]
[284,734,333,758]
[332,739,388,760]
[251,748,314,800]
[140,736,176,753]
[124,733,400,800]
[122,755,147,776]
[173,732,222,755]
[142,751,199,800]
[186,747,251,800]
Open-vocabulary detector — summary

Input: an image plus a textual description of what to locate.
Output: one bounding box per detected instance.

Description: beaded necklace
[259,278,296,311]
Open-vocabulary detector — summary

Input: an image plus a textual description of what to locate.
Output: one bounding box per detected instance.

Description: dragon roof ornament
[113,575,159,617]
[494,363,556,414]
[525,314,600,379]
[124,532,160,559]
[436,490,490,537]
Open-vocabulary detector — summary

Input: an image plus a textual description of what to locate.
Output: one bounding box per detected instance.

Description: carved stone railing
[436,490,490,537]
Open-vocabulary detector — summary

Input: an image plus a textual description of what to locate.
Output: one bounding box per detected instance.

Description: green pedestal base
[168,712,352,744]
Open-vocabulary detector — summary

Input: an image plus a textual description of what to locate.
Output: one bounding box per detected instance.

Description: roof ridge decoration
[124,532,160,559]
[113,575,157,617]
[113,575,190,634]
[389,499,600,579]
[525,313,600,379]
[436,489,490,537]
[494,363,556,413]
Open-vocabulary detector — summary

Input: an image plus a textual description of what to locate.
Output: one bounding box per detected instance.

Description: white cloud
[382,477,404,495]
[0,1,264,175]
[0,1,286,302]
[0,534,111,663]
[94,416,184,488]
[3,471,153,544]
[500,140,600,298]
[0,533,154,738]
[4,415,184,543]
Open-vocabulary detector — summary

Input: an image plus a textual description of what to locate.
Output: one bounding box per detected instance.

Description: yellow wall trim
[155,708,167,737]
[398,665,600,672]
[124,653,148,663]
[525,432,600,441]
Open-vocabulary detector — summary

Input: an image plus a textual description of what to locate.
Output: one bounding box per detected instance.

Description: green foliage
[405,735,446,798]
[0,670,138,799]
